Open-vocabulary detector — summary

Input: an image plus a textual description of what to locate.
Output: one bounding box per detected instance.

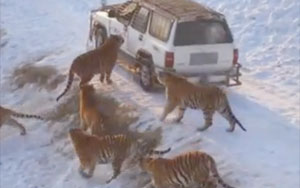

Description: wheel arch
[136,49,153,65]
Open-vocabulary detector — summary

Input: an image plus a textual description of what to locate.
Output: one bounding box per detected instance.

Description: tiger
[157,71,246,132]
[69,128,171,184]
[140,151,235,188]
[56,34,124,102]
[79,84,108,136]
[0,105,43,135]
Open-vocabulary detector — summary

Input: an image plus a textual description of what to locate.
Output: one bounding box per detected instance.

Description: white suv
[88,0,241,91]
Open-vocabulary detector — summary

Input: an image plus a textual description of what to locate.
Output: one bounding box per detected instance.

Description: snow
[0,0,299,188]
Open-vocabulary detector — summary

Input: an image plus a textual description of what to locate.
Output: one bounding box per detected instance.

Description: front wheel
[139,64,153,91]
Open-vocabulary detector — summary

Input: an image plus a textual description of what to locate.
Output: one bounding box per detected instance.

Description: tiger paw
[197,125,211,132]
[79,170,92,179]
[20,130,26,135]
[171,118,182,124]
[226,128,234,132]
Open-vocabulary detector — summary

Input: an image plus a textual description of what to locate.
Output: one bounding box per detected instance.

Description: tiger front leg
[106,158,124,184]
[78,160,96,178]
[105,68,113,84]
[160,101,177,122]
[198,109,214,131]
[78,164,96,178]
[80,116,88,131]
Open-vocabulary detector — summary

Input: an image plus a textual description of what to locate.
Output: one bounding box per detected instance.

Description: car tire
[139,63,153,91]
[94,26,107,48]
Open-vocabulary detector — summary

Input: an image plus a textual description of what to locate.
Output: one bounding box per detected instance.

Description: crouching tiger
[140,151,235,188]
[69,128,170,184]
[0,105,44,135]
[157,72,246,132]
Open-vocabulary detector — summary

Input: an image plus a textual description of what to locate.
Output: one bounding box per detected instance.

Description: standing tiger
[140,151,235,188]
[69,128,170,183]
[56,34,124,102]
[157,72,246,132]
[79,84,108,136]
[0,105,43,135]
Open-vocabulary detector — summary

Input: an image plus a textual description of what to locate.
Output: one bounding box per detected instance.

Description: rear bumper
[154,63,242,87]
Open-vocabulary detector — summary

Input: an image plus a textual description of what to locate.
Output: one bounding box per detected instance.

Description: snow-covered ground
[0,0,299,188]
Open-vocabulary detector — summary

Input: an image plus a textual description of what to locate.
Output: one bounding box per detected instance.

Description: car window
[117,2,137,25]
[149,12,173,42]
[174,20,233,46]
[131,7,150,33]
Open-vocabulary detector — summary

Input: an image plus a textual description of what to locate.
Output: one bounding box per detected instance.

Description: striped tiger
[0,105,44,135]
[157,72,246,132]
[69,128,170,184]
[79,84,108,136]
[56,35,124,102]
[140,151,235,188]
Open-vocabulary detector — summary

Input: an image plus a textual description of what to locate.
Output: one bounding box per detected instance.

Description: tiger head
[109,34,124,47]
[139,156,166,173]
[157,71,185,86]
[69,128,88,147]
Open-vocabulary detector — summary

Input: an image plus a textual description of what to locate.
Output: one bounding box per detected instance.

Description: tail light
[165,52,174,68]
[233,49,239,65]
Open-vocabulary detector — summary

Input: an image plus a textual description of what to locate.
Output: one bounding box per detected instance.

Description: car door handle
[138,34,143,41]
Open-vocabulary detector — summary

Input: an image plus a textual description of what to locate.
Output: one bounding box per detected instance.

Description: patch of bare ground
[11,63,66,91]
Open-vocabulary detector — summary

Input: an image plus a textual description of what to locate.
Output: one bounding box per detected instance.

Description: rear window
[149,12,173,42]
[174,20,233,46]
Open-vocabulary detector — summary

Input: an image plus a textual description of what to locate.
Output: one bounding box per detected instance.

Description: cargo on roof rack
[133,0,224,22]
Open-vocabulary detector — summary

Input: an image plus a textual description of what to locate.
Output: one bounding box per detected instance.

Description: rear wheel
[139,62,153,91]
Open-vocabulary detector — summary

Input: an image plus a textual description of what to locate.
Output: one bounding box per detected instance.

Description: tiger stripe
[12,112,44,120]
[141,151,235,188]
[69,129,170,183]
[158,72,246,132]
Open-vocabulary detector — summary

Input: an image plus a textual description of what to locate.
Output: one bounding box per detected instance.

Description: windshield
[174,20,233,46]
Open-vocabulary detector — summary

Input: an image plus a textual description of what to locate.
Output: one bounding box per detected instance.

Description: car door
[126,6,150,56]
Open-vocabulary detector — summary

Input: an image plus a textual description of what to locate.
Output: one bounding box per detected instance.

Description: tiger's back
[158,72,246,132]
[79,84,107,136]
[141,151,235,188]
[69,129,133,182]
[69,128,171,183]
[56,35,124,102]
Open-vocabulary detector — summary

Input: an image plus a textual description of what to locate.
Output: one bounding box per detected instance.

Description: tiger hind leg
[6,119,26,135]
[217,106,236,132]
[160,101,177,121]
[106,157,124,184]
[79,75,93,87]
[198,109,214,131]
[173,106,186,123]
[105,69,113,84]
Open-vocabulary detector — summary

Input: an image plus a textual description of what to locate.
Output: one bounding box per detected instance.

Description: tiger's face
[69,128,87,144]
[110,34,124,46]
[157,71,181,86]
[139,157,154,171]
